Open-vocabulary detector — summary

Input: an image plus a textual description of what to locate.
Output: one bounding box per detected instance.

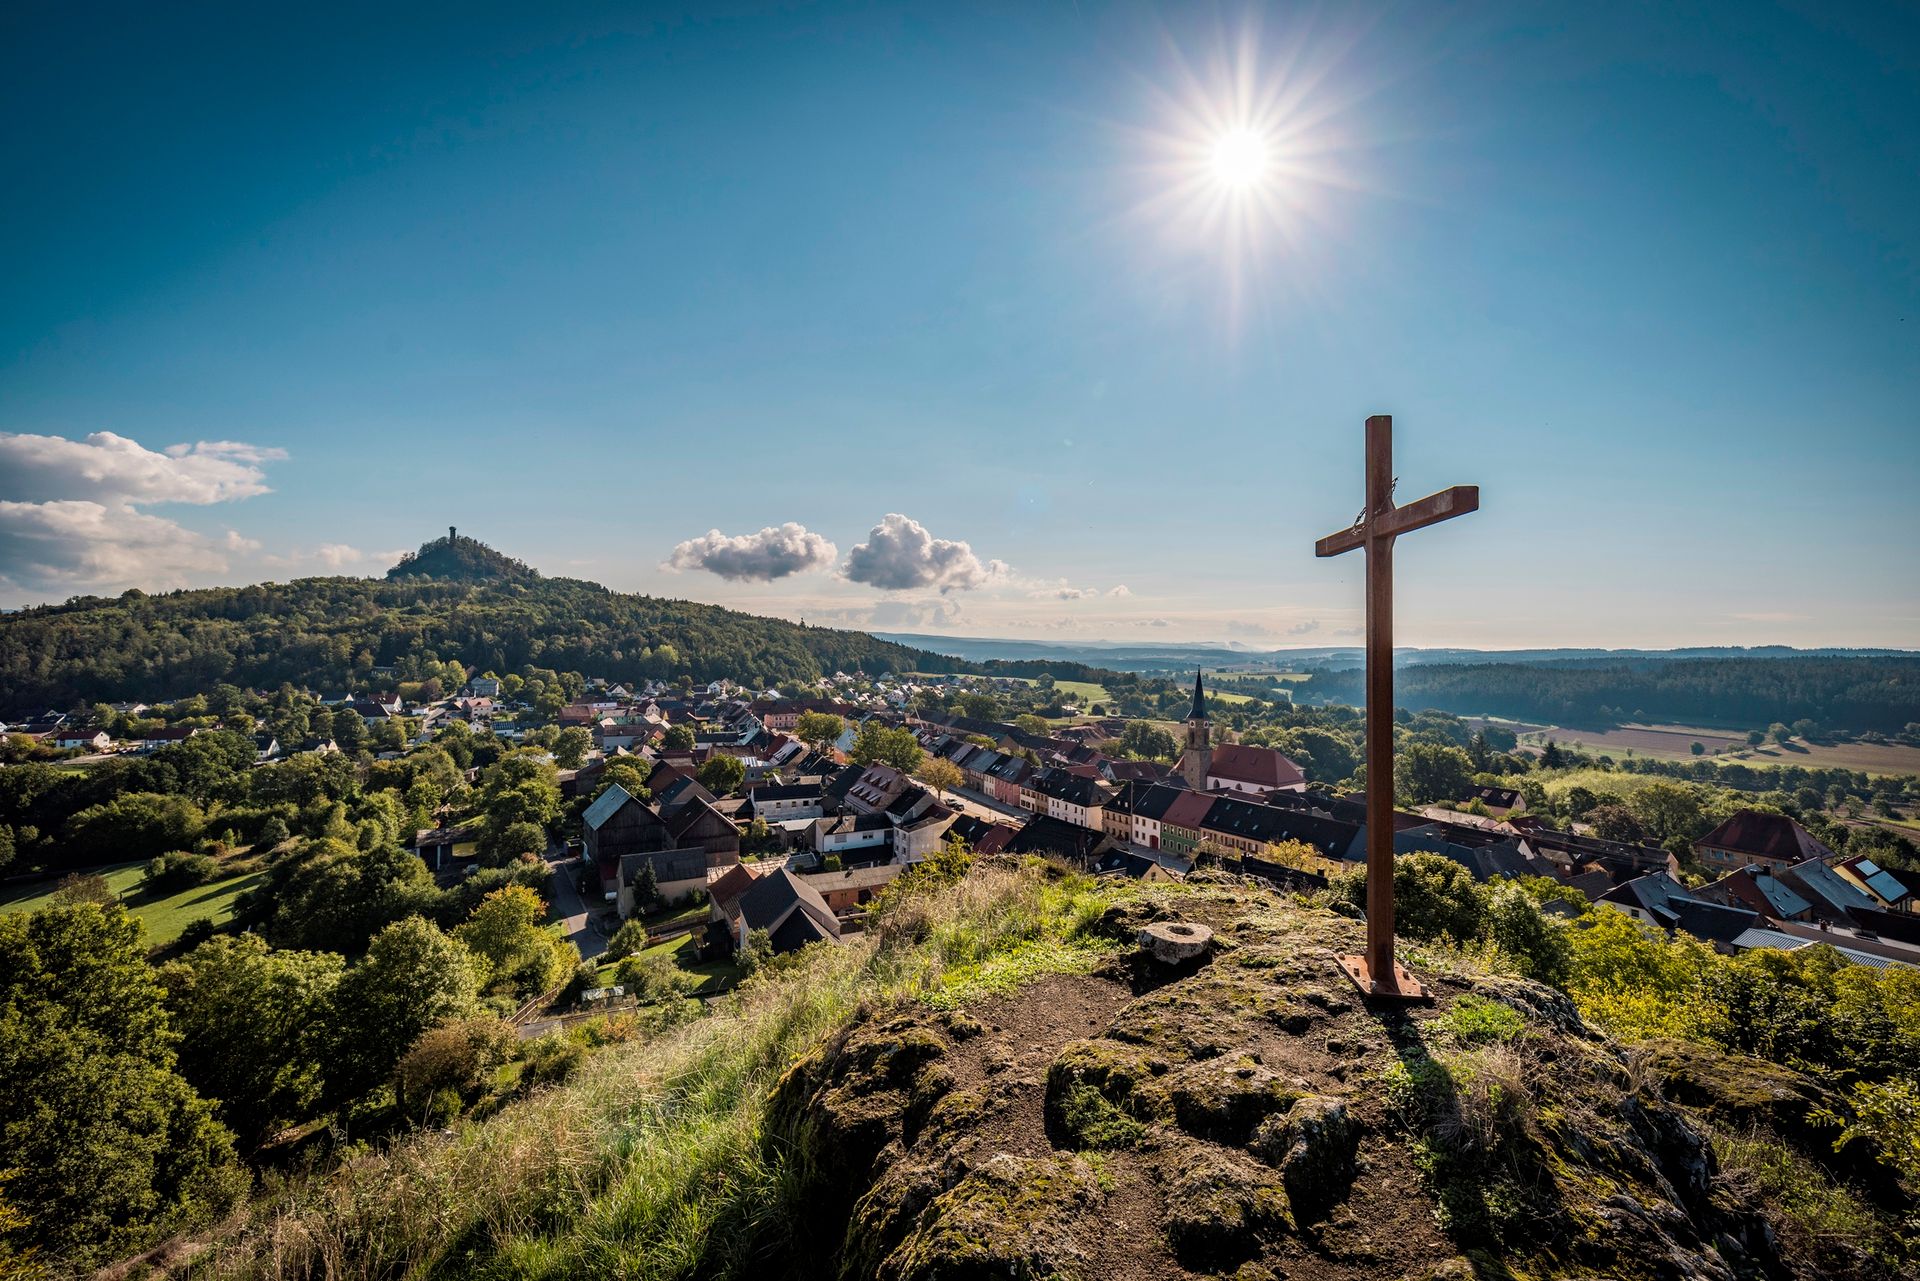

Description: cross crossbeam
[1315,415,1478,1000]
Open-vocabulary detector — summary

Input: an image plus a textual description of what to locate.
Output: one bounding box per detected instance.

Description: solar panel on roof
[1857,858,1882,876]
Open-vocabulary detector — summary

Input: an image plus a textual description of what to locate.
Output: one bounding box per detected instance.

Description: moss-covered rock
[875,1153,1105,1281]
[1159,1141,1292,1268]
[1166,1053,1298,1144]
[757,881,1910,1281]
[1250,1094,1357,1222]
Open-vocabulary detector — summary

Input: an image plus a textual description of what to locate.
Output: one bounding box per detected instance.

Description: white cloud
[844,513,1005,593]
[0,431,284,505]
[1028,584,1097,600]
[0,431,288,599]
[1287,619,1322,636]
[664,523,838,582]
[1107,584,1132,598]
[0,499,230,594]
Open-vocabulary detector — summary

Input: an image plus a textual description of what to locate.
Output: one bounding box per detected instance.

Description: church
[1176,671,1308,796]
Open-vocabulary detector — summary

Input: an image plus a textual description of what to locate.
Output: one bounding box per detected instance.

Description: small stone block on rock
[1140,921,1214,965]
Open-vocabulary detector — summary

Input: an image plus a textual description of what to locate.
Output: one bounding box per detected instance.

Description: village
[10,659,1917,997]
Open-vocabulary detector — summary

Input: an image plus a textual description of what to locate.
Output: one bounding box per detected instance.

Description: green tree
[696,754,748,797]
[662,724,696,752]
[1588,803,1645,845]
[551,726,593,770]
[1393,742,1475,806]
[160,934,343,1146]
[65,792,204,865]
[1014,714,1050,737]
[916,756,964,799]
[1629,782,1704,843]
[1392,853,1488,943]
[1484,882,1573,985]
[794,711,845,755]
[632,860,663,913]
[0,905,244,1265]
[393,1017,517,1119]
[849,721,924,772]
[481,819,547,866]
[1118,720,1177,762]
[331,708,368,755]
[327,916,482,1099]
[247,838,443,954]
[477,750,561,831]
[591,757,654,806]
[455,885,576,998]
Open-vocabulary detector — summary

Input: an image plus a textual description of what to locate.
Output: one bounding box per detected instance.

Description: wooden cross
[1316,415,1478,1000]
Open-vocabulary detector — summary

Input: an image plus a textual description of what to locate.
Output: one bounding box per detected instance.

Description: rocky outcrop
[763,883,1902,1281]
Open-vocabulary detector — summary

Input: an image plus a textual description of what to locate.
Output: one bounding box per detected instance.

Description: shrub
[145,850,223,894]
[615,952,695,1002]
[604,918,650,960]
[394,1017,518,1114]
[178,917,219,949]
[519,1033,587,1089]
[738,928,776,976]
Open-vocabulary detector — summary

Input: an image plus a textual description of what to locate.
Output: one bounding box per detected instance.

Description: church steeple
[1178,669,1212,790]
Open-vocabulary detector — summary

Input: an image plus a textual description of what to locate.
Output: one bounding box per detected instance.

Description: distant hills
[877,632,1919,674]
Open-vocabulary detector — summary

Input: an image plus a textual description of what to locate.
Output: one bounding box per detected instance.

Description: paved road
[545,849,608,960]
[943,785,1028,825]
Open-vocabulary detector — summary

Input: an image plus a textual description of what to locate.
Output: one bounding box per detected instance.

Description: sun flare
[1209,127,1272,189]
[1115,16,1381,324]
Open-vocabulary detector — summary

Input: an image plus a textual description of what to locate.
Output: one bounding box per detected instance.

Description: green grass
[1002,676,1111,706]
[595,931,746,998]
[0,861,264,948]
[198,862,1122,1280]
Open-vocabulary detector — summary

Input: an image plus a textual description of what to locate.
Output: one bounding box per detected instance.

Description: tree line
[1296,656,1920,735]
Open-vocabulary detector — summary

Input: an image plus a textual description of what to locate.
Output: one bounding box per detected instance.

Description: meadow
[0,861,265,948]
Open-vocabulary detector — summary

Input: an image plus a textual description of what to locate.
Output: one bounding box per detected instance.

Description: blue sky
[2,1,1915,647]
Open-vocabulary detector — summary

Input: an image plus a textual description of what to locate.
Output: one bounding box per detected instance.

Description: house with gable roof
[1692,810,1836,873]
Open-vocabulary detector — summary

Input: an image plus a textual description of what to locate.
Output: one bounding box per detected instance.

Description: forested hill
[386,529,537,583]
[1297,656,1920,734]
[0,576,962,707]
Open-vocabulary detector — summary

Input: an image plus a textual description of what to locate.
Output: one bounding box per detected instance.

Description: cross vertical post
[1316,415,1479,1000]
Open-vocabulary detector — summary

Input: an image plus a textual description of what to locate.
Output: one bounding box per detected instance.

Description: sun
[1209,127,1272,189]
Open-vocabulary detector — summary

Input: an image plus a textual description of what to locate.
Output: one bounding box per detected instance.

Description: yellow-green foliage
[1568,905,1920,1082]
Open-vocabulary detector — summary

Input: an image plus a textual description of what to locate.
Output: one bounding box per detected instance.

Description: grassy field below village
[593,928,744,997]
[0,861,264,948]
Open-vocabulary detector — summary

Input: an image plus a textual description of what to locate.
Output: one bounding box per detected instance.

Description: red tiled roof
[1693,810,1828,862]
[1207,743,1305,790]
[1160,790,1216,830]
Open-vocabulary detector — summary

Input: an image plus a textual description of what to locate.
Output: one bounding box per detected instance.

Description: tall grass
[196,862,1118,1281]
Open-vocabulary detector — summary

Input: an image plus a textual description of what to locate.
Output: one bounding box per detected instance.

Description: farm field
[1715,738,1920,777]
[1001,676,1111,706]
[1468,714,1920,778]
[1516,722,1749,761]
[0,861,265,948]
